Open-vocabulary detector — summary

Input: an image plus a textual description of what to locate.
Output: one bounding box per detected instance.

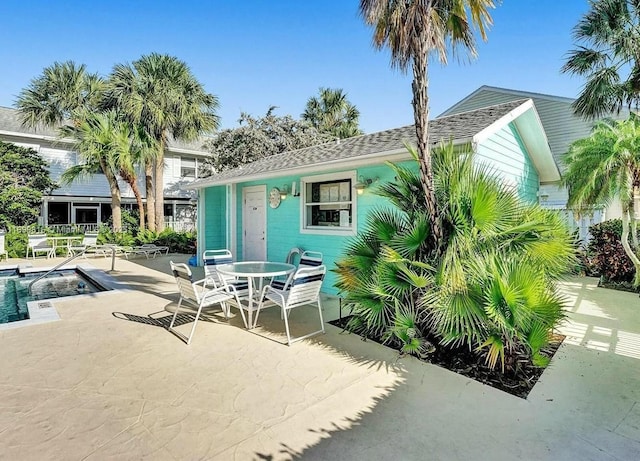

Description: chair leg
[185,300,207,345]
[282,306,293,346]
[317,297,325,335]
[168,297,183,331]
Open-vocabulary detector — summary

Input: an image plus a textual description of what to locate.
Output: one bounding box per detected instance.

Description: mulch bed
[328,315,564,399]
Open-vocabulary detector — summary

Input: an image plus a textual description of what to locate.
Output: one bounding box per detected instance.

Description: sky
[0,1,591,134]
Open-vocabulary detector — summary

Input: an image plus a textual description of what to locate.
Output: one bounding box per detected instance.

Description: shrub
[587,219,636,283]
[335,144,575,371]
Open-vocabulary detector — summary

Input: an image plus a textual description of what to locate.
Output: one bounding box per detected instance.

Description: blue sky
[0,1,590,134]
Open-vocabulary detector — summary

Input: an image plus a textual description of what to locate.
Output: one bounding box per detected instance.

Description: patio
[0,255,638,460]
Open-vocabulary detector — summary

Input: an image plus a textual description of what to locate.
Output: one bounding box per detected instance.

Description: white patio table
[47,236,83,256]
[216,261,296,329]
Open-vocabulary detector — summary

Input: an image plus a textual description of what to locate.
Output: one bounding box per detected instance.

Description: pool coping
[0,263,125,330]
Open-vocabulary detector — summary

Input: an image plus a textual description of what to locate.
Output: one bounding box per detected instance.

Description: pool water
[0,268,104,324]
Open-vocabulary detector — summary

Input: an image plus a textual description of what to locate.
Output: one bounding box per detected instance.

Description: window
[181,157,197,178]
[301,171,356,235]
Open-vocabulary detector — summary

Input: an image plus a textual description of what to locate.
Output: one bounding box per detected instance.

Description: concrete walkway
[0,256,638,460]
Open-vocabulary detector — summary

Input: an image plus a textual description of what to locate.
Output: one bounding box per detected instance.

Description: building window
[301,171,356,235]
[181,158,197,178]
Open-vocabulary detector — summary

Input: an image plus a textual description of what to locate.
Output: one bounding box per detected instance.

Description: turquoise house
[186,99,560,295]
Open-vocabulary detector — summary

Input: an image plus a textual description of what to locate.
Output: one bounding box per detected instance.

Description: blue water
[0,269,104,324]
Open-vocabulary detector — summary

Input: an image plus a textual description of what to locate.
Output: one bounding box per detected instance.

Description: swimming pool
[0,264,113,327]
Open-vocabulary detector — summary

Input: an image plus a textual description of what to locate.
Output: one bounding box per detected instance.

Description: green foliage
[587,219,636,283]
[336,143,574,370]
[562,0,640,117]
[202,107,332,174]
[5,230,27,259]
[0,141,57,227]
[301,88,363,139]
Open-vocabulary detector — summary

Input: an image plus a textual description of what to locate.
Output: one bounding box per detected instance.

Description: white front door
[242,186,266,261]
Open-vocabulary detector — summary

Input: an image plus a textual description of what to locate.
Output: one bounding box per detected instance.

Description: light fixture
[354,176,377,195]
[280,184,289,200]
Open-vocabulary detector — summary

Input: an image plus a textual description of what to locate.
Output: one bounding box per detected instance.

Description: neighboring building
[439,85,629,240]
[0,106,210,231]
[187,99,558,294]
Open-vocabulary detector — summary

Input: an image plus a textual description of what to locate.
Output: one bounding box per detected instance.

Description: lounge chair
[168,261,246,345]
[26,234,55,259]
[255,265,326,345]
[68,233,99,257]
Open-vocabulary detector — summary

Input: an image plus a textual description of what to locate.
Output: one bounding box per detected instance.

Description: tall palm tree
[301,88,363,138]
[563,115,640,284]
[360,0,495,248]
[58,111,126,231]
[107,53,220,231]
[562,0,640,118]
[16,60,105,128]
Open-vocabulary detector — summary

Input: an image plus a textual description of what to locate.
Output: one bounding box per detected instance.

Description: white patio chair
[0,231,6,261]
[255,265,326,346]
[26,234,54,259]
[68,233,99,257]
[271,250,323,290]
[285,247,303,265]
[168,261,247,345]
[141,243,170,255]
[298,250,323,268]
[202,249,250,297]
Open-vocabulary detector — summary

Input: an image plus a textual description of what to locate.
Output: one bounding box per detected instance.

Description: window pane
[181,158,196,178]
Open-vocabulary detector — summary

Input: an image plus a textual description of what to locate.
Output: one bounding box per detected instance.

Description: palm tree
[107,53,219,231]
[16,60,105,128]
[59,111,126,231]
[336,143,573,370]
[563,115,640,284]
[562,0,640,118]
[301,88,363,138]
[360,0,495,248]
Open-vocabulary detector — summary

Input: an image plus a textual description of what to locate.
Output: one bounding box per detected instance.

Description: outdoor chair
[298,250,323,268]
[255,265,326,346]
[26,234,54,259]
[285,247,303,265]
[168,261,247,344]
[202,249,250,297]
[68,233,99,257]
[140,243,170,255]
[0,231,6,261]
[271,250,323,290]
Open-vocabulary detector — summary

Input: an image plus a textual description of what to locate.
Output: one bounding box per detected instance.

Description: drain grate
[37,301,54,309]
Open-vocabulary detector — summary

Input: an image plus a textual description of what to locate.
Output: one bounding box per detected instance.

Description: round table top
[216,261,296,278]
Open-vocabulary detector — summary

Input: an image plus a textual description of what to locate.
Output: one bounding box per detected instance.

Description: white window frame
[180,157,197,179]
[300,170,357,236]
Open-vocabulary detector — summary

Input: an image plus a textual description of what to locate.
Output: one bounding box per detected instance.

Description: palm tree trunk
[121,171,146,231]
[154,140,165,232]
[632,186,639,251]
[101,160,122,231]
[620,204,640,286]
[145,160,156,232]
[411,42,441,249]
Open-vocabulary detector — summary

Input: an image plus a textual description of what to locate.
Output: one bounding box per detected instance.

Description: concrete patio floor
[1,255,639,460]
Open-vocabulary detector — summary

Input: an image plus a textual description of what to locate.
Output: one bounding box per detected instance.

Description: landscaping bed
[329,315,564,399]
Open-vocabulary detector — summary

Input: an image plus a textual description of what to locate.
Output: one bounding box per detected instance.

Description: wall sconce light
[280,184,289,200]
[354,176,377,195]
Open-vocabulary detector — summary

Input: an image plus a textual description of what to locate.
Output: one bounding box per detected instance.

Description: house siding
[203,186,227,250]
[475,123,539,203]
[231,163,404,295]
[440,88,601,168]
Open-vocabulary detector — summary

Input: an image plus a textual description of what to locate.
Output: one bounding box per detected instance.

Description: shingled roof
[188,99,530,188]
[0,106,210,154]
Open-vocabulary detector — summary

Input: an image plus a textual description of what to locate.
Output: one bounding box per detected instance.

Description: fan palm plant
[107,53,219,231]
[563,115,640,285]
[359,0,496,247]
[336,143,574,370]
[302,88,363,139]
[562,0,640,117]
